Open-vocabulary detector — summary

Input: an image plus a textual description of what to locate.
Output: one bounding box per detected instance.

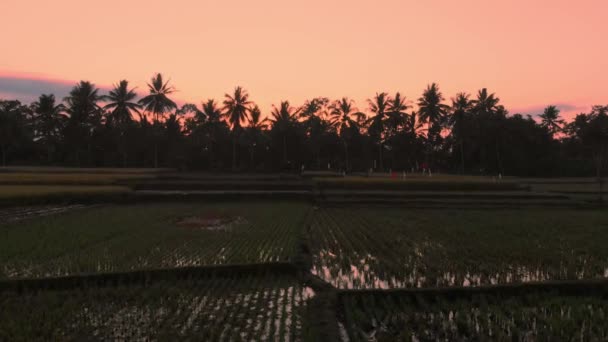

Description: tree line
[1,73,607,177]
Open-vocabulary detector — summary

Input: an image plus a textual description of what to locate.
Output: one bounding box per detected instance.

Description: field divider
[0,262,298,293]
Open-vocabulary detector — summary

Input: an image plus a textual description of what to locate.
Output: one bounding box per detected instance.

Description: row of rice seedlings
[0,274,314,341]
[1,202,309,278]
[309,207,608,289]
[340,293,608,341]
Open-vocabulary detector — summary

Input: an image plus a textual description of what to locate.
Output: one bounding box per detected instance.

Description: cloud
[0,75,110,103]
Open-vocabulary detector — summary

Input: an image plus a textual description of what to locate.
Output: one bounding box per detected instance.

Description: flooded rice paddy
[0,275,315,341]
[308,208,608,289]
[0,202,308,279]
[340,292,608,341]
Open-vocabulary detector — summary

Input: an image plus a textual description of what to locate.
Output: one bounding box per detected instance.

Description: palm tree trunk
[232,137,237,171]
[344,141,349,172]
[154,142,158,168]
[378,143,383,171]
[0,144,6,167]
[460,140,465,174]
[250,147,255,170]
[283,135,287,166]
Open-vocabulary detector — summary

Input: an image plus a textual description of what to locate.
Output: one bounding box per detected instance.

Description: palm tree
[472,88,500,115]
[223,86,252,170]
[368,92,391,171]
[417,83,449,166]
[299,97,330,169]
[138,74,177,167]
[31,94,66,163]
[198,99,223,167]
[103,80,141,166]
[64,81,102,165]
[138,73,177,122]
[202,99,222,123]
[386,92,409,135]
[539,105,565,135]
[247,105,268,168]
[330,97,365,171]
[270,101,299,166]
[104,80,140,126]
[450,92,473,173]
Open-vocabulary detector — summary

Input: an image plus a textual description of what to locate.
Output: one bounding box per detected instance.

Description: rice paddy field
[339,291,608,341]
[0,273,315,341]
[307,207,608,289]
[2,168,608,340]
[0,202,308,279]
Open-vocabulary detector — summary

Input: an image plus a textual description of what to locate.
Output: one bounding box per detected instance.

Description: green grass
[0,273,314,341]
[307,208,608,289]
[340,291,608,341]
[0,202,310,279]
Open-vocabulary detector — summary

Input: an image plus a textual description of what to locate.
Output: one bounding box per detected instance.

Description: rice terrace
[0,167,607,341]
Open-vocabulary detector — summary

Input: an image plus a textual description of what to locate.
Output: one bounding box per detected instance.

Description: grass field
[0,273,314,341]
[307,207,608,289]
[0,202,309,279]
[339,291,608,341]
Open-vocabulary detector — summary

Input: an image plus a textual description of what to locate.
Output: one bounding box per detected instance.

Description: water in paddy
[311,247,608,289]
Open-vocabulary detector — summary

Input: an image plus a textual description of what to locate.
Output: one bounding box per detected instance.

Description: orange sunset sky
[1,0,607,120]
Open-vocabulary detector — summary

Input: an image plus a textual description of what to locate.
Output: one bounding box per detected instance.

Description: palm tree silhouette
[138,74,177,168]
[223,86,252,170]
[138,73,177,122]
[540,105,565,135]
[64,81,102,165]
[450,92,473,173]
[472,88,500,115]
[31,94,66,163]
[198,99,223,167]
[104,80,141,126]
[270,101,299,166]
[418,83,449,167]
[299,98,330,169]
[330,97,365,171]
[368,92,391,171]
[247,105,268,169]
[386,92,409,136]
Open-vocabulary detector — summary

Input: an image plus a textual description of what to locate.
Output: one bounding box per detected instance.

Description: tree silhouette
[0,100,31,166]
[270,101,299,167]
[138,74,177,122]
[246,105,268,169]
[330,97,365,171]
[418,83,449,167]
[223,86,252,170]
[450,92,473,173]
[539,105,565,135]
[138,74,177,167]
[31,94,66,163]
[64,81,102,166]
[368,92,391,171]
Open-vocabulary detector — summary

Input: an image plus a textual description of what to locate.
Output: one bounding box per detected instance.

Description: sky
[1,0,607,120]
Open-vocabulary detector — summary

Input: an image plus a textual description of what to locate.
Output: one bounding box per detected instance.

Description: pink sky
[1,0,607,119]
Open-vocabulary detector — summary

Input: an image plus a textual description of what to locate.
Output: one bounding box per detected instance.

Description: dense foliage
[1,74,607,176]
